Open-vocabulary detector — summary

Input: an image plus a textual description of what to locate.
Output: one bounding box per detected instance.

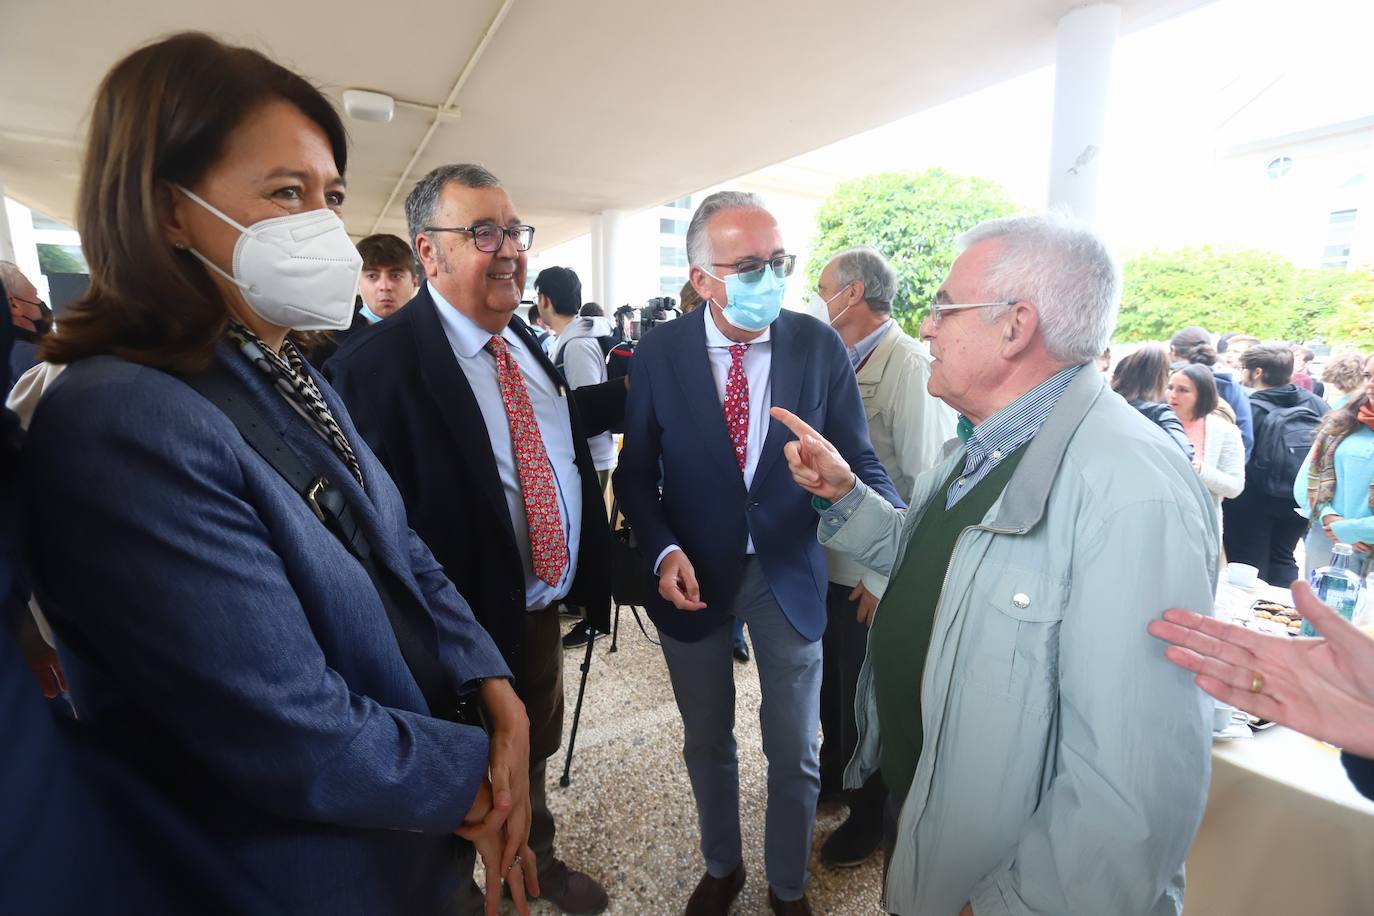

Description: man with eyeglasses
[326,163,620,916]
[614,191,901,916]
[1,260,52,391]
[809,246,955,871]
[772,214,1217,916]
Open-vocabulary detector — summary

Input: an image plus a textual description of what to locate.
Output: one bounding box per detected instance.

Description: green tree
[37,244,85,275]
[807,169,1017,335]
[1319,268,1374,350]
[1117,246,1362,343]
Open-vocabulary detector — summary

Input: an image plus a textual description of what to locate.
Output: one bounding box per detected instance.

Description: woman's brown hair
[42,32,348,371]
[1111,343,1170,403]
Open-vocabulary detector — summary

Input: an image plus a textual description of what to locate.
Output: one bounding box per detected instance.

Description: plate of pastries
[1250,599,1302,636]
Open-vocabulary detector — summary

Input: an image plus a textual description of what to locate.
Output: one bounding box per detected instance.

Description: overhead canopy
[0,0,1207,252]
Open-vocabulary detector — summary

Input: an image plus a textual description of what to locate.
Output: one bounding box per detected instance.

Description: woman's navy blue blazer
[21,343,510,914]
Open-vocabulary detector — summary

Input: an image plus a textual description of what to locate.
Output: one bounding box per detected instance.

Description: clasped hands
[456,678,539,916]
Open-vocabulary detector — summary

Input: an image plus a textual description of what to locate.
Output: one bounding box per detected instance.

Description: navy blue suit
[614,306,902,643]
[21,345,509,914]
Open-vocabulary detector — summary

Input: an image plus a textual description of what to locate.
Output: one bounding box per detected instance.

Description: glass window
[1329,209,1357,224]
[661,276,686,296]
[660,245,688,267]
[659,218,689,235]
[665,196,691,210]
[1266,156,1293,179]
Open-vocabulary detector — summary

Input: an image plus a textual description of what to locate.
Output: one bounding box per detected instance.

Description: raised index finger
[770,406,820,442]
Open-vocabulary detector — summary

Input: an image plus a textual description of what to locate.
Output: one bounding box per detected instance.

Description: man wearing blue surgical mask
[615,192,902,916]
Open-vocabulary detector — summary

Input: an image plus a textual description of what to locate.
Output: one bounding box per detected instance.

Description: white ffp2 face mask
[807,281,855,326]
[176,185,363,332]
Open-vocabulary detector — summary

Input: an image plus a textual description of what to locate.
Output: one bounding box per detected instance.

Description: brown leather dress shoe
[685,863,746,916]
[535,857,609,914]
[768,888,814,915]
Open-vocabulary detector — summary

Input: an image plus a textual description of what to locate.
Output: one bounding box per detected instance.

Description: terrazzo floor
[496,610,887,915]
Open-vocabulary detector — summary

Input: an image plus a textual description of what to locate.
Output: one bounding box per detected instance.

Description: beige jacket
[825,321,956,593]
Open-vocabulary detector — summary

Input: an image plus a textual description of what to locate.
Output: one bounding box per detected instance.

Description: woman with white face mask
[23,32,537,915]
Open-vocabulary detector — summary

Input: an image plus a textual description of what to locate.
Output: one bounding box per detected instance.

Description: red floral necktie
[486,336,567,587]
[724,343,751,472]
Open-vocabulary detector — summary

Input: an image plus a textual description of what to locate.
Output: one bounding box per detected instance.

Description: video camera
[619,296,680,341]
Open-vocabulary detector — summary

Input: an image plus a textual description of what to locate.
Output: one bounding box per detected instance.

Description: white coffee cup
[1213,703,1239,732]
[1226,563,1260,588]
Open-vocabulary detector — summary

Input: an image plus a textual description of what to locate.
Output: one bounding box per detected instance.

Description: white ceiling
[0,0,1208,253]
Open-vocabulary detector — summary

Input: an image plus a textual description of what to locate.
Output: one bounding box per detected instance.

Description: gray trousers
[658,557,823,901]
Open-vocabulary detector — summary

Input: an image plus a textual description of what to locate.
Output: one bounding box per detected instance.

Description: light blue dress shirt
[654,309,773,571]
[430,282,582,611]
[846,318,891,370]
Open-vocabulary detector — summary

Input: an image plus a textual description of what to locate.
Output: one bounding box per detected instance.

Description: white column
[1046,4,1120,225]
[3,195,48,300]
[0,182,14,262]
[588,214,605,305]
[591,209,630,309]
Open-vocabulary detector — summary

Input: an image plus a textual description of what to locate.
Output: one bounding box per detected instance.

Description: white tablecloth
[1183,581,1374,915]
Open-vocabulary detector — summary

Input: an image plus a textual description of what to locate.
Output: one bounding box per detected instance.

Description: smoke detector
[341,89,395,123]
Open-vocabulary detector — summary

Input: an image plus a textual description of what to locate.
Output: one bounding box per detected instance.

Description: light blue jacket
[1292,425,1374,544]
[821,367,1218,916]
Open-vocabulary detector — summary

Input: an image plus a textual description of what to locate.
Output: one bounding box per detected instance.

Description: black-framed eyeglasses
[709,254,796,285]
[423,224,535,253]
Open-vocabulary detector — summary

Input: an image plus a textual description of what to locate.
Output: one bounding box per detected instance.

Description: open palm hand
[1148,581,1374,756]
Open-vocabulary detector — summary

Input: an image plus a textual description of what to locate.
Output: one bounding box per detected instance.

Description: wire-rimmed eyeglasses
[926,299,1017,324]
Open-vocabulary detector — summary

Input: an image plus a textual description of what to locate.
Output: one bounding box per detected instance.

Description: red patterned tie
[486,336,568,587]
[723,343,751,472]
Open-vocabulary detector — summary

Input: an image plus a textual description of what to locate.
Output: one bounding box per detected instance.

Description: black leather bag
[608,496,649,609]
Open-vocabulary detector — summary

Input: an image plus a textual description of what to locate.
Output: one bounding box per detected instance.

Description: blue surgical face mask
[704,266,787,332]
[359,303,383,324]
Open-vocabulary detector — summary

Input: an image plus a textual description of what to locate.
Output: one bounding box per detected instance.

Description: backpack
[605,339,635,381]
[553,334,621,374]
[1249,401,1324,499]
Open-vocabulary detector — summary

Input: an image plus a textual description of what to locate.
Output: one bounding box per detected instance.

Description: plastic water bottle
[1304,543,1362,636]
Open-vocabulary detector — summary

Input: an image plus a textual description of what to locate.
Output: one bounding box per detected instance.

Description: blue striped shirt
[945,363,1084,508]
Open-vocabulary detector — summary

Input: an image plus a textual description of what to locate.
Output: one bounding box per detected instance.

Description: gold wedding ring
[1249,671,1265,694]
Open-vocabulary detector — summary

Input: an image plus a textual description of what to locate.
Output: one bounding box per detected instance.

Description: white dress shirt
[655,308,773,571]
[430,282,582,611]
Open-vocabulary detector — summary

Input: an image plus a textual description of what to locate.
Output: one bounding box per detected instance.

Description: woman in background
[1294,354,1374,578]
[1167,364,1244,535]
[1111,343,1192,458]
[1321,352,1367,410]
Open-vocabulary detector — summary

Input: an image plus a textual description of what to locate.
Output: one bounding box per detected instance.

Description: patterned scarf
[1305,400,1374,514]
[226,323,364,487]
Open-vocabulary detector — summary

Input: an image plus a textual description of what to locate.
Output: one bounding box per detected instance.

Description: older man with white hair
[1,260,51,390]
[773,214,1218,915]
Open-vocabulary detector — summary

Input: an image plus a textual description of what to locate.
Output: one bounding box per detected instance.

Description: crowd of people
[1106,323,1371,589]
[4,29,1374,916]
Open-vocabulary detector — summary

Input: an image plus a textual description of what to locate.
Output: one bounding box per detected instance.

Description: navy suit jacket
[324,287,624,694]
[614,307,902,643]
[21,345,510,914]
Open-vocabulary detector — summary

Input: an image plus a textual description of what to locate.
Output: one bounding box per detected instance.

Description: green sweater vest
[870,444,1028,798]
